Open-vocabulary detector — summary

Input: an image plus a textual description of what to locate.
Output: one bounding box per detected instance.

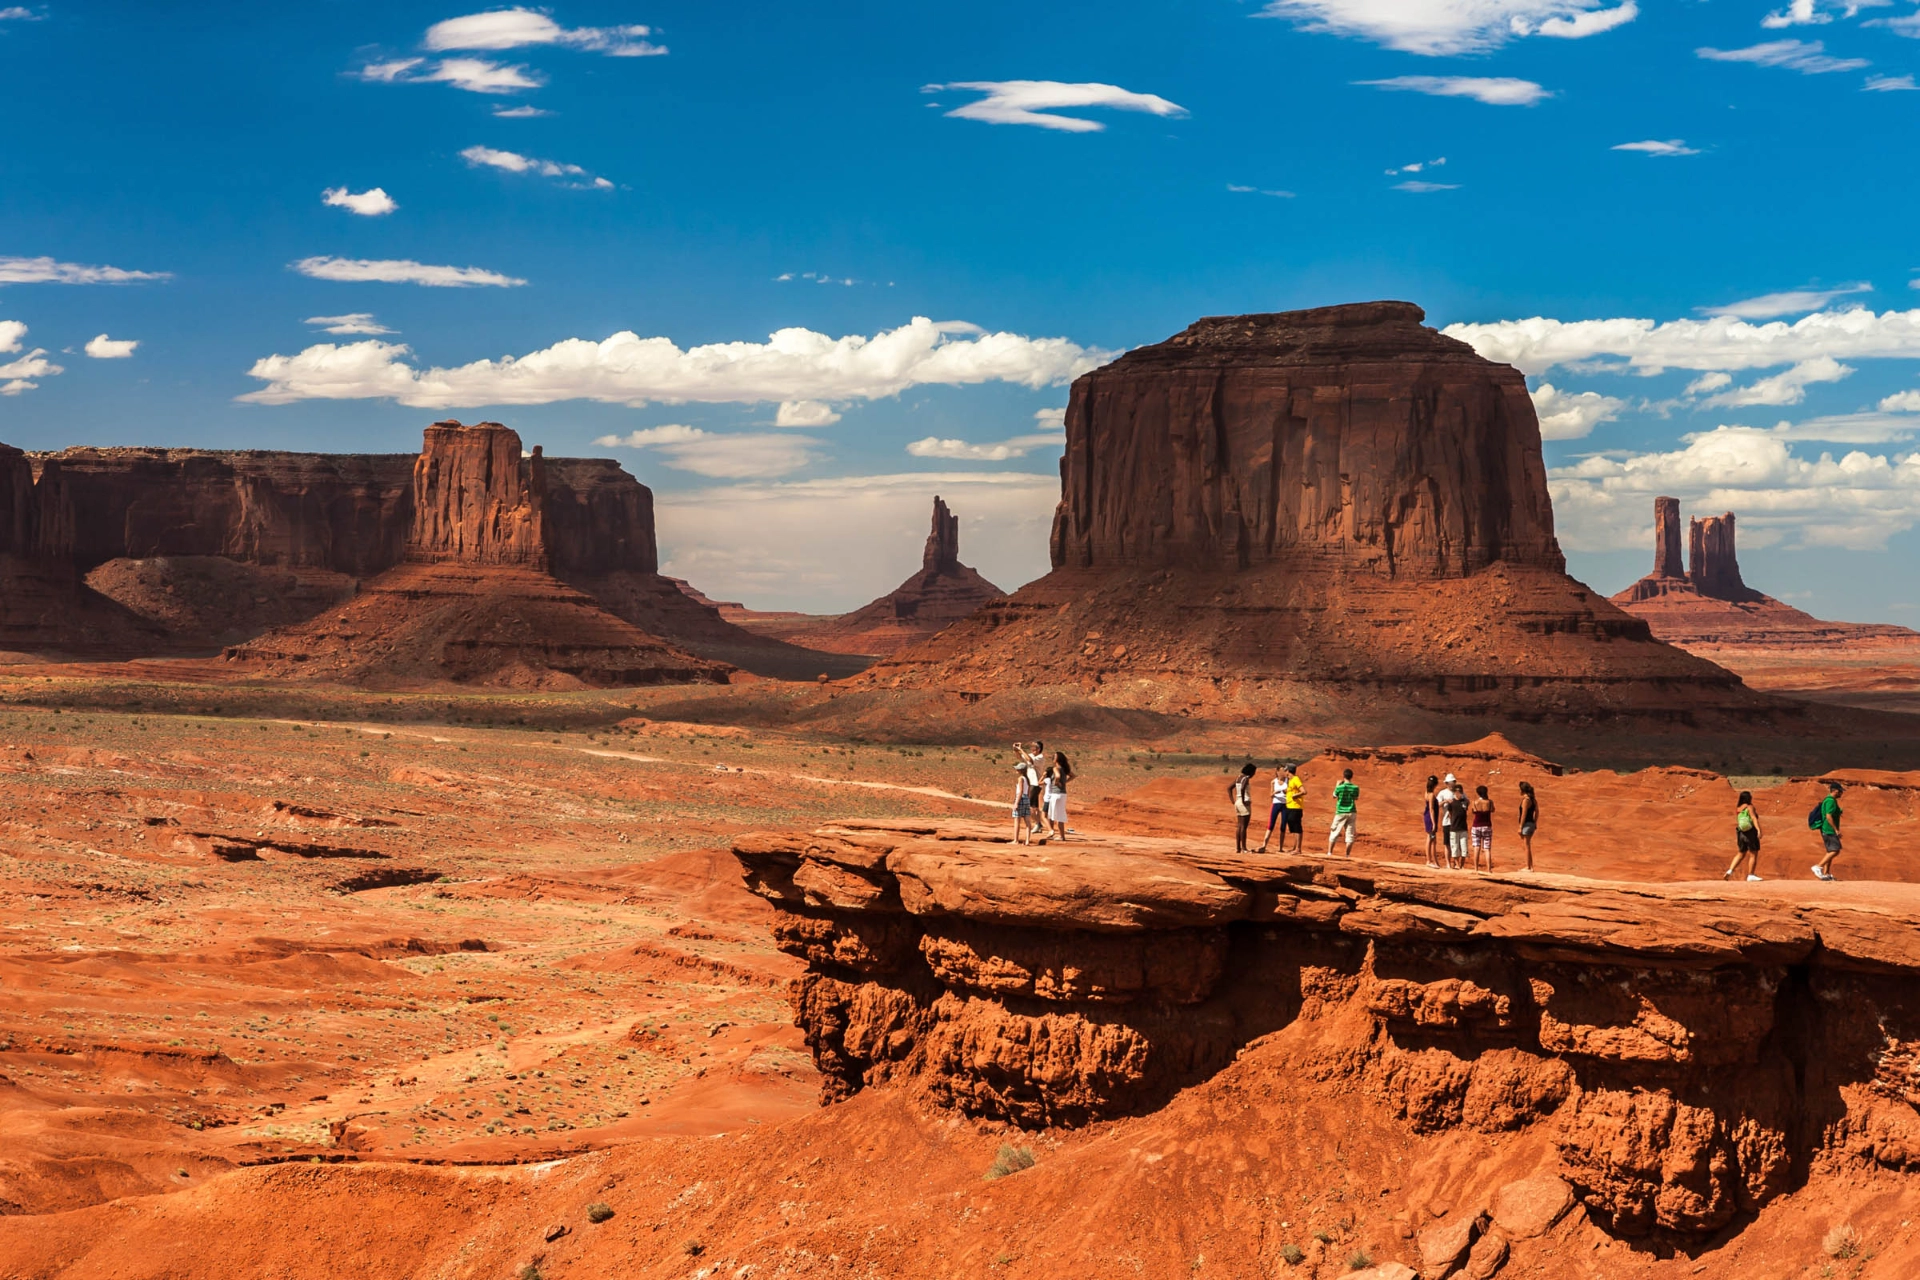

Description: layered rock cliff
[738,817,1920,1243]
[1613,497,1920,648]
[845,303,1766,735]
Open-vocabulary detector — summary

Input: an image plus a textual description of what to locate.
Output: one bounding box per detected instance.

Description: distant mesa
[712,495,1006,657]
[0,422,866,683]
[823,301,1776,736]
[1611,495,1920,649]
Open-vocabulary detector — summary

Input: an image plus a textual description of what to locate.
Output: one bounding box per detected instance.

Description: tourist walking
[1327,768,1359,856]
[1256,763,1287,852]
[1811,781,1843,880]
[1230,761,1256,852]
[1043,751,1074,842]
[1015,741,1047,839]
[1469,785,1495,872]
[1011,764,1034,845]
[1281,763,1306,854]
[1517,781,1539,872]
[1423,775,1441,868]
[1724,790,1762,881]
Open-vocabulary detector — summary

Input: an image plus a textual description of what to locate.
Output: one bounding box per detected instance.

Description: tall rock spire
[1653,495,1684,579]
[923,495,960,574]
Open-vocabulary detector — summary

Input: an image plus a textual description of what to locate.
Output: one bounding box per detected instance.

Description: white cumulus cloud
[304,313,395,335]
[1763,0,1888,28]
[1444,307,1920,377]
[592,426,820,479]
[1701,355,1854,407]
[291,257,526,288]
[1612,139,1700,156]
[0,321,61,394]
[926,80,1188,132]
[1696,39,1870,74]
[906,434,1063,461]
[322,186,397,216]
[1530,382,1625,439]
[1550,424,1920,552]
[774,399,841,427]
[425,8,665,56]
[0,256,170,285]
[240,317,1112,408]
[83,334,138,359]
[460,145,612,190]
[1879,389,1920,411]
[1698,284,1873,319]
[1357,76,1553,106]
[1263,0,1635,55]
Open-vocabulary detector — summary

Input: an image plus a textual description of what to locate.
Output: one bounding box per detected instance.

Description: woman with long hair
[1725,790,1762,881]
[1230,761,1256,852]
[1422,775,1441,868]
[1043,751,1074,842]
[1517,781,1539,872]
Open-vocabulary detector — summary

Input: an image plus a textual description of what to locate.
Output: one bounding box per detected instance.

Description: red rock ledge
[734,818,1920,1239]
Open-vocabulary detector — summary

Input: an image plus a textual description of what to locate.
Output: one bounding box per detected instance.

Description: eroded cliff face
[1049,302,1564,578]
[738,819,1920,1244]
[406,421,545,567]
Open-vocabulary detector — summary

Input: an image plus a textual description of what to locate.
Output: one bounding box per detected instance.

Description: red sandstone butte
[850,302,1763,731]
[752,496,1005,656]
[1612,496,1920,648]
[223,422,729,688]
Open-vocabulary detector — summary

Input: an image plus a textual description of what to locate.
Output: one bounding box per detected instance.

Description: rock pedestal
[1688,511,1748,599]
[406,421,546,567]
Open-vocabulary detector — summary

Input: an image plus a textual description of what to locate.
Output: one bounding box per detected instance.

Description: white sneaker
[1746,875,1763,882]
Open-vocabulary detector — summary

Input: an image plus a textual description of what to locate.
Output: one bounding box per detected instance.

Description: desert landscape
[3,296,1919,1280]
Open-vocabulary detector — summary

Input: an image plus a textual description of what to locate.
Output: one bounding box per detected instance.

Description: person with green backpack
[1810,781,1844,880]
[1327,768,1359,857]
[1724,790,1763,881]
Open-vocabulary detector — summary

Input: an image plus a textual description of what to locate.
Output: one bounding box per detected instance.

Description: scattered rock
[1488,1175,1574,1240]
[1463,1230,1508,1279]
[1416,1209,1484,1279]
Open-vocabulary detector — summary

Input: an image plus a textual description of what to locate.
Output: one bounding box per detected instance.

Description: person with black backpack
[1811,781,1844,881]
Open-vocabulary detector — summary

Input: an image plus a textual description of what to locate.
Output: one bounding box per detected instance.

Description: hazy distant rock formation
[1613,496,1919,648]
[841,302,1767,732]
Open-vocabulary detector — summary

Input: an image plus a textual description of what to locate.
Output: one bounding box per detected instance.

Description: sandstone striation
[1612,497,1920,648]
[843,303,1767,736]
[739,817,1920,1241]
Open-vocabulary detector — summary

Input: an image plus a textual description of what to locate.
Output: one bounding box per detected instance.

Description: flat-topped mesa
[1049,301,1564,578]
[405,421,547,568]
[0,442,31,555]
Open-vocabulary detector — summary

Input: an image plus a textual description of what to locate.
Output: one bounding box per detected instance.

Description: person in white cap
[1436,773,1467,869]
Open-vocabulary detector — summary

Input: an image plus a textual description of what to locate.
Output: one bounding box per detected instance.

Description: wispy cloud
[1445,307,1920,377]
[322,186,397,216]
[304,313,395,335]
[241,317,1111,407]
[0,6,43,20]
[460,145,612,190]
[1385,156,1446,176]
[1393,179,1461,192]
[1357,75,1553,106]
[492,104,552,117]
[358,56,544,94]
[1226,184,1297,197]
[924,80,1188,132]
[774,399,841,427]
[907,434,1064,461]
[775,271,862,286]
[0,321,61,394]
[83,334,138,359]
[1701,355,1854,407]
[1263,0,1635,55]
[290,257,526,288]
[1698,283,1873,319]
[1764,0,1892,28]
[0,256,170,285]
[1865,73,1918,91]
[1696,39,1870,74]
[425,8,666,57]
[1612,139,1700,156]
[592,427,820,479]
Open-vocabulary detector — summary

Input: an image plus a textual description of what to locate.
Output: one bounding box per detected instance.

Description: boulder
[1487,1174,1574,1239]
[1462,1231,1509,1279]
[1416,1209,1485,1279]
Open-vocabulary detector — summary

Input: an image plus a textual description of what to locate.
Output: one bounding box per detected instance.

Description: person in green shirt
[1327,768,1359,857]
[1813,781,1844,881]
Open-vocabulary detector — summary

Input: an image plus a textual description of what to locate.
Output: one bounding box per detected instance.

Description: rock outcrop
[405,421,545,567]
[844,303,1768,735]
[745,496,1005,656]
[1613,497,1920,648]
[738,817,1920,1241]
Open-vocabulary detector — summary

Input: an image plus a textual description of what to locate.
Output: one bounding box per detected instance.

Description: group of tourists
[1223,762,1852,882]
[1010,741,1074,844]
[1723,779,1846,882]
[1420,774,1538,873]
[1229,761,1361,858]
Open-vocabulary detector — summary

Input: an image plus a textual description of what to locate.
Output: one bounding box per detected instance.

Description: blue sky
[6,1,1920,614]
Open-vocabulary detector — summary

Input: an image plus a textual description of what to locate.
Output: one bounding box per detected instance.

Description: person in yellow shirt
[1281,763,1305,854]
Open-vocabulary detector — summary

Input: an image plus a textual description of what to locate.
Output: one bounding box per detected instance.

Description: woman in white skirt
[1040,751,1074,842]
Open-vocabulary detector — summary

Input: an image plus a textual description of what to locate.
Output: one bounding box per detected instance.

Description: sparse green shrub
[682,1239,704,1256]
[1279,1243,1304,1265]
[983,1144,1037,1180]
[1345,1250,1372,1271]
[520,1266,542,1280]
[586,1202,614,1224]
[1824,1224,1860,1259]
[1311,1230,1333,1244]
